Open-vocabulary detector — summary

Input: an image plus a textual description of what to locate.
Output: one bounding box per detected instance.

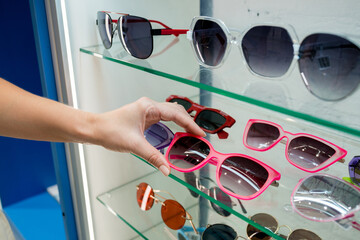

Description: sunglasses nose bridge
[208,156,219,166]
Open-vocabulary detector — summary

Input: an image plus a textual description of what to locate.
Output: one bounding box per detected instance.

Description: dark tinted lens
[195,110,226,132]
[193,19,227,67]
[97,11,113,49]
[168,136,210,169]
[209,187,232,217]
[202,224,237,240]
[219,157,269,197]
[242,26,293,77]
[184,172,200,198]
[298,33,360,101]
[168,98,192,111]
[246,123,280,149]
[350,158,360,186]
[288,229,321,240]
[144,123,171,149]
[120,15,153,59]
[288,136,336,169]
[246,213,277,240]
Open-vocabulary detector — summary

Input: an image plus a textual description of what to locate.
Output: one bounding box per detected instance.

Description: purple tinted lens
[298,34,360,101]
[242,26,293,77]
[144,122,174,149]
[120,15,153,59]
[349,156,360,186]
[193,19,227,67]
[246,123,280,149]
[195,110,226,132]
[219,157,269,197]
[168,136,210,169]
[209,187,232,217]
[97,11,113,49]
[288,136,336,169]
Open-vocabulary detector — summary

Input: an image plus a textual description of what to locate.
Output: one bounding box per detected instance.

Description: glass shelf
[94,87,359,240]
[97,169,286,240]
[80,36,360,137]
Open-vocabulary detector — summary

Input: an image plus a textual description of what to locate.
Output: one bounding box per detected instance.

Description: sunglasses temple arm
[237,199,247,214]
[352,221,360,231]
[186,212,199,235]
[271,181,280,187]
[151,29,188,37]
[217,130,229,139]
[338,158,346,163]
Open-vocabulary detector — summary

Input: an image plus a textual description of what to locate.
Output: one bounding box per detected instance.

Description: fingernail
[159,165,170,176]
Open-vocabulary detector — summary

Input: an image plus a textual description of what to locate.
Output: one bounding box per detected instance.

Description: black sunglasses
[96,11,187,59]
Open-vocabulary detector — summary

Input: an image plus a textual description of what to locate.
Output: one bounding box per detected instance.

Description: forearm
[0,78,95,143]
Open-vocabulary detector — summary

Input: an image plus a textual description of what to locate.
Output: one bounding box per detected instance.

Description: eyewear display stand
[86,35,360,238]
[78,2,360,239]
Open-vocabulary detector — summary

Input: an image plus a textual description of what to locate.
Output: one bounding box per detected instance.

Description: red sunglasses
[166,95,236,139]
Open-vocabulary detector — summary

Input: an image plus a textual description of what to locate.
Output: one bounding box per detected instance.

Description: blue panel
[4,191,66,240]
[0,1,56,206]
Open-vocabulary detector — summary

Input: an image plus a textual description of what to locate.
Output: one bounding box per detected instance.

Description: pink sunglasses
[243,119,347,173]
[165,132,280,200]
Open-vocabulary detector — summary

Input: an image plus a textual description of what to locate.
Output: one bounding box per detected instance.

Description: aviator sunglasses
[136,182,197,233]
[243,119,347,172]
[165,132,280,200]
[166,95,236,139]
[246,213,321,240]
[187,16,360,101]
[96,11,187,59]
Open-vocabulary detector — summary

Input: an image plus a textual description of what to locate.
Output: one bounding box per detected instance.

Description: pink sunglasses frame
[243,119,347,173]
[165,132,281,200]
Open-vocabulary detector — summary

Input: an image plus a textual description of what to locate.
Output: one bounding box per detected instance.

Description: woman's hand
[90,97,205,176]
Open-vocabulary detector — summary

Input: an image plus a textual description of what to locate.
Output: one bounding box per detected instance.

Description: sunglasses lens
[161,199,186,230]
[97,12,113,49]
[247,213,277,240]
[195,110,227,132]
[246,122,280,149]
[299,33,360,101]
[292,174,360,221]
[288,136,335,169]
[242,26,293,77]
[209,187,232,217]
[119,15,153,59]
[184,172,200,198]
[136,182,154,211]
[288,229,321,240]
[193,19,227,67]
[202,224,237,240]
[349,157,360,186]
[144,123,173,149]
[168,98,192,111]
[219,157,269,197]
[168,136,210,169]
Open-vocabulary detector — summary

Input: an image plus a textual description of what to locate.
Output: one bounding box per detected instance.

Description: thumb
[133,138,171,176]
